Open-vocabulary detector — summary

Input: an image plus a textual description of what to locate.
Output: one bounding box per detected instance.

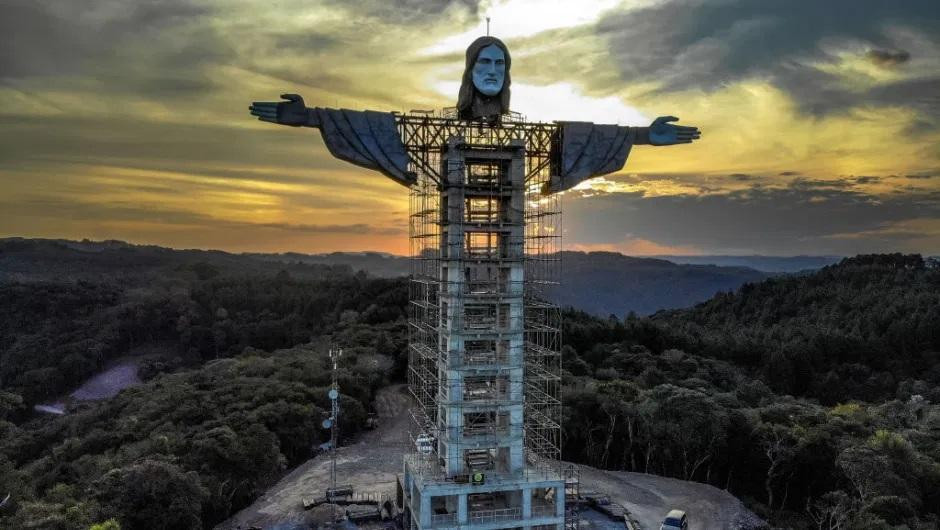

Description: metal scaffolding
[404,110,564,515]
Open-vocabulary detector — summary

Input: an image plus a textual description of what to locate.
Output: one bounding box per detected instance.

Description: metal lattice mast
[327,346,342,524]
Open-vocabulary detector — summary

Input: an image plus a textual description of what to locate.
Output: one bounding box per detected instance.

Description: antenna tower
[319,346,342,525]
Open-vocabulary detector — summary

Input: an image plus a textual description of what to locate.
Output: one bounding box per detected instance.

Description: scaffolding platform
[403,111,566,529]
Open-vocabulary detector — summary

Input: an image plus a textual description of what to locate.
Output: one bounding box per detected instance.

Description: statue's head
[457,36,511,120]
[472,44,506,96]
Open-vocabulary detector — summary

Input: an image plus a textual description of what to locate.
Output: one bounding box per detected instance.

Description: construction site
[219,110,762,530]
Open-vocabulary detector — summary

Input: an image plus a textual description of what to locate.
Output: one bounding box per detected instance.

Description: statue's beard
[474,79,502,96]
[457,76,509,120]
[471,91,502,120]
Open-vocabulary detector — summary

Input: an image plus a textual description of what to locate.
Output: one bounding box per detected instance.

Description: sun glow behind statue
[421,0,655,125]
[433,80,649,125]
[420,0,643,56]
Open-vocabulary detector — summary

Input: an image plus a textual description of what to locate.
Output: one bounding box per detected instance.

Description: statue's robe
[310,108,647,193]
[550,121,648,193]
[311,108,415,186]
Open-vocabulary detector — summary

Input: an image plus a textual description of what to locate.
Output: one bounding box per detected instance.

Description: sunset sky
[1,0,939,256]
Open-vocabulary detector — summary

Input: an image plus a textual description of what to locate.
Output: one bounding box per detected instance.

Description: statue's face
[472,44,505,96]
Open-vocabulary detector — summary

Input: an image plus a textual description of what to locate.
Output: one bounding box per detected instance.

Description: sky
[1,0,939,256]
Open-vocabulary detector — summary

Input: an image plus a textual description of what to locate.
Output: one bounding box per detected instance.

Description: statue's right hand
[249,94,308,126]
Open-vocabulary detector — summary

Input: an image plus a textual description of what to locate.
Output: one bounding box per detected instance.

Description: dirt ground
[578,467,765,529]
[218,385,412,530]
[218,386,763,529]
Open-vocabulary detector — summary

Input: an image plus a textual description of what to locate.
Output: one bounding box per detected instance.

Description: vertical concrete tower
[401,133,566,529]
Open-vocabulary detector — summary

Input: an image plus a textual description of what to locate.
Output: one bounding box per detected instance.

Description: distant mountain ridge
[3,238,777,315]
[652,254,842,272]
[245,250,410,278]
[248,250,841,276]
[552,251,768,316]
[0,237,354,284]
[249,249,772,315]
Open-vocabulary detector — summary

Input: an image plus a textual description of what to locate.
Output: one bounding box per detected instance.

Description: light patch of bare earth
[220,386,763,529]
[578,466,765,529]
[35,358,143,415]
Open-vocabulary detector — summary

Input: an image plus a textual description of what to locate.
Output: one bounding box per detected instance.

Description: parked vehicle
[660,509,688,530]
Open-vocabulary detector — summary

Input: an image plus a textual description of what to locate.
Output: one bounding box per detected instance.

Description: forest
[562,254,940,528]
[1,240,939,529]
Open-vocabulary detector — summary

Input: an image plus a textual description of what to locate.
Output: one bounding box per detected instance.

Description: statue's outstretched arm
[249,94,320,127]
[646,116,701,146]
[248,94,415,187]
[631,127,651,145]
[549,116,701,193]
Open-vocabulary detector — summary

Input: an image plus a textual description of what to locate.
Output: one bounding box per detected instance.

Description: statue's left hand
[648,116,701,146]
[249,94,309,126]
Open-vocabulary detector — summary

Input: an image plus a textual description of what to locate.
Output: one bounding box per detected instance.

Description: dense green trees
[656,254,940,402]
[562,341,940,527]
[95,460,208,530]
[560,255,940,527]
[3,245,939,529]
[0,240,408,529]
[0,259,407,407]
[0,345,392,529]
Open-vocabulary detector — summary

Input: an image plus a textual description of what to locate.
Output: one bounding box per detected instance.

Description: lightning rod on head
[486,16,490,36]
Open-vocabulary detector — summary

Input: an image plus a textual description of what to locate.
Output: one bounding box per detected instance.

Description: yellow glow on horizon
[571,176,705,197]
[567,237,702,256]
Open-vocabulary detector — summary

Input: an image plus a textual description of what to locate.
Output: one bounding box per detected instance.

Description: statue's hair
[457,36,511,120]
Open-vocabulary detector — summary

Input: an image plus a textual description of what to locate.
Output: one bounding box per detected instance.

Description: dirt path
[219,386,763,529]
[35,357,143,415]
[578,467,764,529]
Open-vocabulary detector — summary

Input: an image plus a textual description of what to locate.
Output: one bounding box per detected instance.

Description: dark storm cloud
[789,178,854,190]
[595,0,940,116]
[0,1,86,78]
[729,173,757,181]
[272,33,342,53]
[779,171,801,176]
[866,49,912,67]
[565,181,940,255]
[322,0,480,23]
[598,0,937,89]
[854,176,882,184]
[0,0,221,80]
[864,77,940,120]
